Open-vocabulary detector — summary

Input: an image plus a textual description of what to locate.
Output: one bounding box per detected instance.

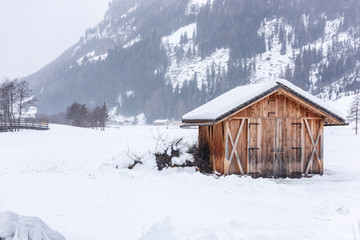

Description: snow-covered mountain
[25,0,360,122]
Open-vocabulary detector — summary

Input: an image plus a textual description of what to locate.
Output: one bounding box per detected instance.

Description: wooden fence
[0,118,49,131]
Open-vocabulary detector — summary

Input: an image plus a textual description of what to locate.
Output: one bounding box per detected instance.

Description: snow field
[0,124,359,239]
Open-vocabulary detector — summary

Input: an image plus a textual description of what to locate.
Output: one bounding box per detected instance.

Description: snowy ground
[0,124,359,239]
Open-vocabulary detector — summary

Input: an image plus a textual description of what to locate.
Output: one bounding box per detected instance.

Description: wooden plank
[247,119,250,174]
[260,119,269,177]
[257,118,262,177]
[248,118,261,177]
[320,121,324,175]
[225,121,229,164]
[300,119,305,173]
[215,123,224,174]
[295,120,302,176]
[274,118,283,177]
[288,119,302,178]
[278,95,284,117]
[283,118,290,177]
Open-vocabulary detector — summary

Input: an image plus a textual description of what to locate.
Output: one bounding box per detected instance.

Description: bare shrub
[187,142,212,173]
[155,138,182,170]
[126,149,143,169]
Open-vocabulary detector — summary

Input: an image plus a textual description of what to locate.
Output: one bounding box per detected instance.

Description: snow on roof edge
[182,81,278,121]
[276,79,346,123]
[182,79,346,124]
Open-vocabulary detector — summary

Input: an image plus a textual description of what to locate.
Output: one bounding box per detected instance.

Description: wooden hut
[182,79,346,178]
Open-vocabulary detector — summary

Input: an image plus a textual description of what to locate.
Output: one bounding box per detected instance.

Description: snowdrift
[0,211,64,240]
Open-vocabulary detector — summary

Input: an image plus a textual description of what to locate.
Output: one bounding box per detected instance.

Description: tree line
[348,92,360,135]
[66,102,108,130]
[0,79,34,132]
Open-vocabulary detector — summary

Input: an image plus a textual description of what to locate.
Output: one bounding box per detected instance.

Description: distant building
[153,119,171,125]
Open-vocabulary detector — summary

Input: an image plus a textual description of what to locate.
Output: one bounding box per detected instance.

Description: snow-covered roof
[182,79,346,124]
[153,119,171,124]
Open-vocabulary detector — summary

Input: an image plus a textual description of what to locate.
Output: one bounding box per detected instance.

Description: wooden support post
[224,121,229,174]
[300,119,305,173]
[247,119,250,174]
[320,122,324,175]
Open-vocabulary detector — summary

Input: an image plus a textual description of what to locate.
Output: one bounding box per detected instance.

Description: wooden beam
[234,117,323,120]
[300,119,305,173]
[247,119,250,174]
[320,122,324,175]
[231,117,250,120]
[224,121,229,174]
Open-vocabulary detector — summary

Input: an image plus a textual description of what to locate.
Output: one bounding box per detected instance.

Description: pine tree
[100,102,108,131]
[347,93,360,135]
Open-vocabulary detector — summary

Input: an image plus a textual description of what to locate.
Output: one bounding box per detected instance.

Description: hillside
[25,0,360,122]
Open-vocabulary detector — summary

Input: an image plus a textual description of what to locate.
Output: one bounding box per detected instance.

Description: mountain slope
[26,0,360,122]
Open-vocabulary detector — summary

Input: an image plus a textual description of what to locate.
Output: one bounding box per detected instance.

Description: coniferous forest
[25,0,360,122]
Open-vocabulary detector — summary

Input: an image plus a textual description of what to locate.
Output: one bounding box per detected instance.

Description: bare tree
[0,80,16,131]
[0,79,35,132]
[0,81,10,131]
[100,102,108,131]
[16,80,34,131]
[8,80,17,130]
[347,93,360,135]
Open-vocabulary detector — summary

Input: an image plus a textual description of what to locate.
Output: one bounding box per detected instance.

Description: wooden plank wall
[199,91,325,177]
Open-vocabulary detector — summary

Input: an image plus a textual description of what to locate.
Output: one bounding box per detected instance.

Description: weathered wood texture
[198,90,325,178]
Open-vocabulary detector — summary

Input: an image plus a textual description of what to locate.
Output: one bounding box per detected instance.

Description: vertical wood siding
[199,90,326,177]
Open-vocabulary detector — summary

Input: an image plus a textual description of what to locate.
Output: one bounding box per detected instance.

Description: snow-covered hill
[0,124,359,239]
[24,0,360,121]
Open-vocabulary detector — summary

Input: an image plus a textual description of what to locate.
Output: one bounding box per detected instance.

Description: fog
[0,0,110,79]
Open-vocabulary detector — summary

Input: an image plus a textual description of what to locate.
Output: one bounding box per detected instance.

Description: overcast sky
[0,0,110,79]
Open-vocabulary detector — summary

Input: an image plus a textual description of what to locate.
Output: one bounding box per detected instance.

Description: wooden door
[302,119,324,175]
[248,118,303,178]
[283,119,302,178]
[259,118,284,178]
[224,119,248,175]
